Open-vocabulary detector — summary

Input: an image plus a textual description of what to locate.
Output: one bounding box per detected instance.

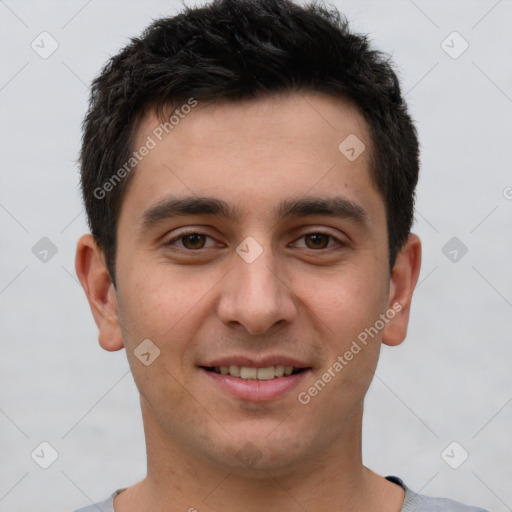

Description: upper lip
[201,355,310,368]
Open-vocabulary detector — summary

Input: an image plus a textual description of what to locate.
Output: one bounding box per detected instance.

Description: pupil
[307,233,328,249]
[184,234,204,249]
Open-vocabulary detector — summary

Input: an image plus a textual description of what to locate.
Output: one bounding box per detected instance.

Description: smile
[201,363,310,401]
[205,365,304,380]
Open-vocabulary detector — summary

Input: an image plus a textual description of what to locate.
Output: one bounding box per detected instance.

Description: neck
[115,402,403,512]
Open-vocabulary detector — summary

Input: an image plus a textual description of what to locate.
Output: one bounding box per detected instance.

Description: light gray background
[1,1,511,511]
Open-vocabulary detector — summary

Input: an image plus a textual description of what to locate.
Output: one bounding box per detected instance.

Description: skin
[76,91,421,512]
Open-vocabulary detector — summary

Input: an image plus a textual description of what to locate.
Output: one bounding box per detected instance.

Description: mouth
[202,365,306,380]
[200,360,311,401]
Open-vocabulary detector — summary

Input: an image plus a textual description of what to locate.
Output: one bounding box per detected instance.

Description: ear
[75,234,124,351]
[382,233,422,347]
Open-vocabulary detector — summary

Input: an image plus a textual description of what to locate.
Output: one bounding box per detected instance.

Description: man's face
[111,92,396,473]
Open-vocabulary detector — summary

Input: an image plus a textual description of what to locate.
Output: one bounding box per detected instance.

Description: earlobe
[75,234,125,352]
[382,233,422,347]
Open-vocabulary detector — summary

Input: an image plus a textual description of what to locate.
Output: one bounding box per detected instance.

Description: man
[73,0,489,510]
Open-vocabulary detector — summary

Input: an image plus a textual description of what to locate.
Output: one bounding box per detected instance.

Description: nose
[216,243,297,335]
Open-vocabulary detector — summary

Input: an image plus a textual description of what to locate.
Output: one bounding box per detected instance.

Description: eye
[292,232,342,250]
[164,230,344,253]
[166,231,218,251]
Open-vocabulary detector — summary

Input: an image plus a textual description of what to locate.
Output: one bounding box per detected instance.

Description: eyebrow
[138,194,369,232]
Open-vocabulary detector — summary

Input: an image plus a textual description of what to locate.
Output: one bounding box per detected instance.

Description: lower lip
[201,368,310,401]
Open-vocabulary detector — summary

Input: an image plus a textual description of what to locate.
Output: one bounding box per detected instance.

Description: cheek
[297,265,388,337]
[118,265,200,337]
[116,265,217,386]
[117,271,203,414]
[294,265,388,399]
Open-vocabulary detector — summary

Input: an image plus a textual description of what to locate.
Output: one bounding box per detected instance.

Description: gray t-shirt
[73,476,490,512]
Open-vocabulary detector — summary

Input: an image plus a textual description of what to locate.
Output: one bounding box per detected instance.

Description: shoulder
[386,476,490,512]
[72,490,118,512]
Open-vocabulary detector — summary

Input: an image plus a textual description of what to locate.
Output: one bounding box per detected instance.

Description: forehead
[121,91,383,226]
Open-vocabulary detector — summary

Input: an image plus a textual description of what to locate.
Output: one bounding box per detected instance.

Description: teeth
[257,367,275,380]
[240,367,257,379]
[213,365,301,380]
[229,365,240,377]
[274,365,285,377]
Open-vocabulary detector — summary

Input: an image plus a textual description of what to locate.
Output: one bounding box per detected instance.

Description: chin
[202,426,314,477]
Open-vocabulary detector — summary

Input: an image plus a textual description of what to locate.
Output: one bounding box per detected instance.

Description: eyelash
[165,230,344,253]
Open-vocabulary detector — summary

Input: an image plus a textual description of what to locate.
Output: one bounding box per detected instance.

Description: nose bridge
[217,238,296,334]
[240,246,280,301]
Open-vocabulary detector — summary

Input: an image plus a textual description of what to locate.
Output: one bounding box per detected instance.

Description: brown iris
[304,233,330,249]
[181,233,207,249]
